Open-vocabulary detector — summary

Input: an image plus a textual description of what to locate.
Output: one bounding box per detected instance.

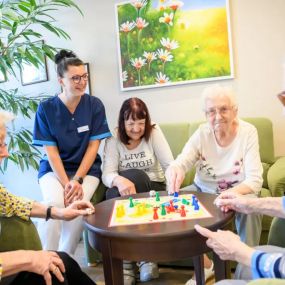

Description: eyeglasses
[205,106,233,117]
[70,73,89,84]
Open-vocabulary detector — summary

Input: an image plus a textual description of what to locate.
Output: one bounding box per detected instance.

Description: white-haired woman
[0,111,96,285]
[166,85,263,285]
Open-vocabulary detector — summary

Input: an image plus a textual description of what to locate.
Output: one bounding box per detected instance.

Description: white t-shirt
[102,124,174,188]
[171,120,263,194]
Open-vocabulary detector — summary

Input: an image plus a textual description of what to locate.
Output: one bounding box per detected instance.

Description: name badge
[77,125,89,133]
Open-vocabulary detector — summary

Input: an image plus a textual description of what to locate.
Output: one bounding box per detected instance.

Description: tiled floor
[74,241,216,285]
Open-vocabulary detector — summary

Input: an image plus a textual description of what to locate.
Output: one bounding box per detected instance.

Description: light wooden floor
[74,241,216,285]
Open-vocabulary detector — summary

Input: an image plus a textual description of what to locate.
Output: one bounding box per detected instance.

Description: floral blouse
[0,184,33,221]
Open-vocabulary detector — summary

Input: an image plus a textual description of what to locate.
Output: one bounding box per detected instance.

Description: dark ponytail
[55,49,84,77]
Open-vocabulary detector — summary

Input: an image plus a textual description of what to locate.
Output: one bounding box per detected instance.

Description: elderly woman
[166,85,263,285]
[0,111,96,285]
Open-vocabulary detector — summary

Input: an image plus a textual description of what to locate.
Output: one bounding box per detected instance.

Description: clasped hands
[64,179,83,206]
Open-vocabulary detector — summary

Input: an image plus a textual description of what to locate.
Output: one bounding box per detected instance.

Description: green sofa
[84,117,285,265]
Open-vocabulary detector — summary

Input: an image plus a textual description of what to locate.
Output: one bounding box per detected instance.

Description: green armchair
[0,216,42,252]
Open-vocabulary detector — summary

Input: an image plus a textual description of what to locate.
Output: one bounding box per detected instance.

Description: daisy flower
[143,51,157,63]
[136,17,149,30]
[130,57,146,70]
[159,12,174,26]
[169,0,184,11]
[155,72,170,84]
[122,71,128,82]
[156,49,173,62]
[120,21,136,33]
[160,37,179,50]
[131,0,147,10]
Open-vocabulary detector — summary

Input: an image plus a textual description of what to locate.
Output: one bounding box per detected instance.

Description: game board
[109,193,212,227]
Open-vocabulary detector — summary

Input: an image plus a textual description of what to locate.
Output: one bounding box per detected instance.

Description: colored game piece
[174,192,179,198]
[192,195,196,205]
[161,204,166,216]
[180,205,186,217]
[129,197,134,208]
[153,207,159,220]
[194,202,200,211]
[149,190,156,197]
[155,192,160,202]
[116,205,125,218]
[182,198,190,205]
[169,200,175,212]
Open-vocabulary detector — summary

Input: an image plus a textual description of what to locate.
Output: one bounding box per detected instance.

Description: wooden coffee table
[85,191,234,285]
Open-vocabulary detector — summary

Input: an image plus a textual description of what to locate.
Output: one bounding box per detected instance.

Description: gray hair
[201,84,237,110]
[0,110,15,129]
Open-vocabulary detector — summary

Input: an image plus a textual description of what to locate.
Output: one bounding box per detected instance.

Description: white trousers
[37,172,99,255]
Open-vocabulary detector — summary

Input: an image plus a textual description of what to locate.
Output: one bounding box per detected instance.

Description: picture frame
[20,41,48,86]
[84,63,92,95]
[115,0,234,91]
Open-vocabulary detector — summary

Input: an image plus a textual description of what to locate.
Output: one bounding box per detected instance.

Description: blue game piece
[174,192,179,198]
[194,203,200,211]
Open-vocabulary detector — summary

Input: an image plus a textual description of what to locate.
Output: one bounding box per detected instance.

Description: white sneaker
[185,262,214,285]
[123,269,136,285]
[139,261,159,282]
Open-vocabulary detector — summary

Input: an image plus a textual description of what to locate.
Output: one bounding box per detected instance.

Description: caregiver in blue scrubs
[33,50,111,254]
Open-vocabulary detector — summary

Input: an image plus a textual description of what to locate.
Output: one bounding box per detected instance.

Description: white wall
[1,0,285,200]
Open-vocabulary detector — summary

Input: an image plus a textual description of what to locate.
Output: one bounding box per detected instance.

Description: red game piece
[153,207,159,220]
[169,200,175,212]
[180,205,186,217]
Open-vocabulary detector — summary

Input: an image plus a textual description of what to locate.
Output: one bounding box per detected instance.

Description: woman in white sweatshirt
[102,97,174,285]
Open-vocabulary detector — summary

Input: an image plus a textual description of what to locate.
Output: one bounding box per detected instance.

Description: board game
[109,192,213,227]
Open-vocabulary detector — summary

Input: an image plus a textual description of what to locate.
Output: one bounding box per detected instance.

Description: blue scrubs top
[33,94,111,179]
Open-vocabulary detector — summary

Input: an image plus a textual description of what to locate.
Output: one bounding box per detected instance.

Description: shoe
[123,261,136,285]
[185,262,214,285]
[139,261,159,282]
[123,269,136,285]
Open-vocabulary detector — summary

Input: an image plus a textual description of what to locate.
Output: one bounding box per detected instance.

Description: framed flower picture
[115,0,234,91]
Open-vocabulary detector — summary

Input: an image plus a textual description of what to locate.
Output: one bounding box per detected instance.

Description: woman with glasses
[33,50,111,255]
[166,85,263,285]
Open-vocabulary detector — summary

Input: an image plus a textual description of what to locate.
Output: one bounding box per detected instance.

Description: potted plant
[0,0,82,171]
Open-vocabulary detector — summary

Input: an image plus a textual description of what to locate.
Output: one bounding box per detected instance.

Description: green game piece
[182,198,190,205]
[161,204,166,216]
[155,192,160,202]
[129,197,134,208]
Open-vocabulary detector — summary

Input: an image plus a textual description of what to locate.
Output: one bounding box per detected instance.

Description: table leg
[100,238,123,285]
[213,252,231,281]
[193,255,205,285]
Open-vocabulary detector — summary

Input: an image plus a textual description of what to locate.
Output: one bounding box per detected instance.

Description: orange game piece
[180,205,186,217]
[153,207,159,220]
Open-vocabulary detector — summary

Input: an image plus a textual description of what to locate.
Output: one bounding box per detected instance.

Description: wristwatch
[71,176,83,184]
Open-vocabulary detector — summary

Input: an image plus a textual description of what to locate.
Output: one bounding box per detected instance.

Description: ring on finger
[53,266,59,274]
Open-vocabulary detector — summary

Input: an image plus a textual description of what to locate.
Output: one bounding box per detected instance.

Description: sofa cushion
[0,216,42,251]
